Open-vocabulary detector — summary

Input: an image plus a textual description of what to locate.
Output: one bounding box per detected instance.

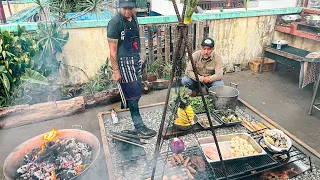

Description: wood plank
[239,98,320,159]
[147,26,154,62]
[98,112,116,180]
[156,25,163,75]
[139,25,147,65]
[164,25,171,64]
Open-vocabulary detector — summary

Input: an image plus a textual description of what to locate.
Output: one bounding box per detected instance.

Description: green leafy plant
[147,59,162,78]
[35,22,69,76]
[82,59,116,96]
[0,65,11,107]
[0,26,39,107]
[188,96,214,114]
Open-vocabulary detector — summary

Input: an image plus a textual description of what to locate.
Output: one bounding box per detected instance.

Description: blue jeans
[181,76,224,90]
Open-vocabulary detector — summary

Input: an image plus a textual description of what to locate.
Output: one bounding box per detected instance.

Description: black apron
[117,14,142,100]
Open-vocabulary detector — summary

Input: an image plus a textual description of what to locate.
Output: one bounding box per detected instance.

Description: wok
[3,128,100,180]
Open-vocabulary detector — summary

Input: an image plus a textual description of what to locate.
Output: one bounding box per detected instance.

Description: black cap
[119,0,136,8]
[201,38,214,48]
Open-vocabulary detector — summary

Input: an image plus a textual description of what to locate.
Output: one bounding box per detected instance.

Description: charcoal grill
[3,129,100,180]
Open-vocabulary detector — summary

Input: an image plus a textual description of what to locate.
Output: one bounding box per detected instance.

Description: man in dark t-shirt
[107,0,156,139]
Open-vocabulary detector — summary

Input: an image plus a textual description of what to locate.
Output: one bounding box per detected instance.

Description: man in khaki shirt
[181,38,224,96]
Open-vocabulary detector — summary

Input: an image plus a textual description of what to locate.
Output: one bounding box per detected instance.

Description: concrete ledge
[2,0,35,4]
[0,7,302,32]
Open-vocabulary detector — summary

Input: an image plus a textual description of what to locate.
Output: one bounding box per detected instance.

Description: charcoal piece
[48,156,55,163]
[31,175,40,180]
[55,159,61,166]
[48,141,55,147]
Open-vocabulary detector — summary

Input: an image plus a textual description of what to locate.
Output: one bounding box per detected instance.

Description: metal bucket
[3,127,100,180]
[208,83,239,110]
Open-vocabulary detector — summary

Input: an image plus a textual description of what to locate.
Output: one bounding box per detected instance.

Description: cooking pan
[3,128,100,180]
[271,40,289,49]
[305,15,320,27]
[281,15,301,23]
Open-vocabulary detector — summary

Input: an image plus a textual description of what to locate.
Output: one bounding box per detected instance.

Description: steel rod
[150,28,184,180]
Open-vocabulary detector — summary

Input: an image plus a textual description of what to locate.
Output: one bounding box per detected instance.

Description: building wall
[274,31,320,52]
[58,27,109,85]
[208,15,277,67]
[3,2,36,18]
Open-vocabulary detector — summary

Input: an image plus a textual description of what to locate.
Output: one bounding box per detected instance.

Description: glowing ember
[17,138,92,180]
[51,171,56,180]
[75,164,87,175]
[43,129,58,141]
[37,144,45,154]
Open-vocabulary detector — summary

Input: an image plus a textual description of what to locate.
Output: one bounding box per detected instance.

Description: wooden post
[164,25,171,64]
[172,24,178,54]
[139,25,147,65]
[147,26,154,63]
[188,23,194,52]
[0,0,6,24]
[196,21,204,51]
[156,25,163,76]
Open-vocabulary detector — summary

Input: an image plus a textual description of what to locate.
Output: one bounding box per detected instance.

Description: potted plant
[146,60,159,82]
[163,63,172,80]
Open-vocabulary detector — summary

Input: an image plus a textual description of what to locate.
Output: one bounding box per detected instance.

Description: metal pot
[305,15,320,27]
[3,128,100,180]
[271,40,289,50]
[281,15,301,23]
[208,83,239,110]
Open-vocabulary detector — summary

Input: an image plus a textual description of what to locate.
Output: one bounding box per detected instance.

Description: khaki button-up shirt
[185,50,223,82]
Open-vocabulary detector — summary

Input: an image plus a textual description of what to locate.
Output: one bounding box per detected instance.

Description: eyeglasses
[123,7,134,10]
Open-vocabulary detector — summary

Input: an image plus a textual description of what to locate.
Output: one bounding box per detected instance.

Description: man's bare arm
[108,38,119,72]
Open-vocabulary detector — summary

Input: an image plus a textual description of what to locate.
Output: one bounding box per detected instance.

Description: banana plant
[184,0,200,24]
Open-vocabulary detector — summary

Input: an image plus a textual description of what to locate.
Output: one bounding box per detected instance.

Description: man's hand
[203,76,211,83]
[113,70,121,82]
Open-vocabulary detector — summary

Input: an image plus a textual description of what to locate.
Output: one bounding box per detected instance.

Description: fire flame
[43,129,58,141]
[37,144,45,154]
[51,171,56,180]
[75,164,87,174]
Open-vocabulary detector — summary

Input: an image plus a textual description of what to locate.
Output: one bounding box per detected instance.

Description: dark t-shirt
[107,13,139,48]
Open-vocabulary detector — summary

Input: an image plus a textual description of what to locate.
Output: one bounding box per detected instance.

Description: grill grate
[143,146,216,180]
[212,155,278,179]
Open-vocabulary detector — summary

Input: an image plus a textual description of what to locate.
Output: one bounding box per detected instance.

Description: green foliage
[82,59,116,96]
[172,86,189,108]
[163,63,172,75]
[188,96,214,114]
[20,68,49,85]
[35,22,69,76]
[0,26,39,107]
[147,60,162,76]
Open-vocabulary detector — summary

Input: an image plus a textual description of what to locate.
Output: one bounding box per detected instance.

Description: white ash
[103,107,319,180]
